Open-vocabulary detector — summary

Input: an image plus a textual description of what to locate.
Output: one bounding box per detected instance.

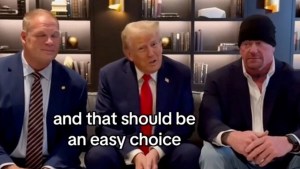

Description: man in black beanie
[198,14,300,169]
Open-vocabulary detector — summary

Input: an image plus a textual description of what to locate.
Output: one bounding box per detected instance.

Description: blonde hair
[22,8,59,32]
[121,20,160,50]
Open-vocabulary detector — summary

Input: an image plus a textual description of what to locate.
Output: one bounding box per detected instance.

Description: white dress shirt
[124,67,165,165]
[0,51,53,169]
[214,58,275,146]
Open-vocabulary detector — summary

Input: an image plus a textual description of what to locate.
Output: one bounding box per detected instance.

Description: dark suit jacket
[95,56,194,156]
[198,58,300,168]
[0,52,87,168]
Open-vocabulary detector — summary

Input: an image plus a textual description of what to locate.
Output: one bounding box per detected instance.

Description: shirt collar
[21,50,52,80]
[135,66,157,82]
[242,56,275,79]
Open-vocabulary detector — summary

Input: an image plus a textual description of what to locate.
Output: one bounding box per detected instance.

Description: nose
[146,46,155,57]
[45,36,54,45]
[249,43,258,53]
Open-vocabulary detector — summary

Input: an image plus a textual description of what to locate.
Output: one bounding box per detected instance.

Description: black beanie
[238,14,276,47]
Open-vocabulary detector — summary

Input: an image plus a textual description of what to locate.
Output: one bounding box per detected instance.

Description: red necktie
[140,74,153,154]
[26,72,43,169]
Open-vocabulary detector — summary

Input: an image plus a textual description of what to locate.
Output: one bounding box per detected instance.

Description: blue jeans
[199,141,300,169]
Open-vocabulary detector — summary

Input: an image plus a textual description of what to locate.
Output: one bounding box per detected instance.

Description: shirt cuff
[42,165,55,169]
[213,129,235,146]
[124,149,143,165]
[0,163,14,169]
[152,146,165,159]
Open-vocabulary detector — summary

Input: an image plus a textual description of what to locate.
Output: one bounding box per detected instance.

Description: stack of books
[0,8,18,15]
[217,43,239,52]
[158,12,180,18]
[51,0,68,18]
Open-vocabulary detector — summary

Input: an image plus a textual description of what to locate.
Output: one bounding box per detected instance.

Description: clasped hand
[133,149,160,169]
[227,130,292,167]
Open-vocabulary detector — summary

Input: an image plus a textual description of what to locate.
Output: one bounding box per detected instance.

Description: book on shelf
[217,43,238,52]
[294,31,300,51]
[158,12,180,18]
[142,0,162,18]
[194,29,203,52]
[169,32,190,52]
[17,0,26,16]
[0,8,18,15]
[51,0,88,19]
[51,0,68,18]
[69,0,88,18]
[70,60,91,83]
[194,63,208,84]
[230,0,243,18]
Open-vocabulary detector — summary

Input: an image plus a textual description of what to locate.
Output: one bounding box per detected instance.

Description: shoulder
[161,56,191,75]
[52,60,86,86]
[208,59,242,79]
[101,57,129,72]
[99,57,133,80]
[0,53,20,64]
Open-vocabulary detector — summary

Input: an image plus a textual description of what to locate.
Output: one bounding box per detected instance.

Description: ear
[124,48,133,61]
[20,31,27,44]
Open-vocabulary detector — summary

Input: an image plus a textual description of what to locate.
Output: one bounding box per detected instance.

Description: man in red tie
[85,21,200,169]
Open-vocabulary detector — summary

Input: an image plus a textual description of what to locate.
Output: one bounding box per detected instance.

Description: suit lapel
[263,61,282,128]
[122,61,140,116]
[8,54,25,141]
[231,60,252,129]
[47,61,70,139]
[156,65,170,113]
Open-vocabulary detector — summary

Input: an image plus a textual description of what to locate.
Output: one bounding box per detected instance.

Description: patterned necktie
[26,72,43,169]
[140,74,153,154]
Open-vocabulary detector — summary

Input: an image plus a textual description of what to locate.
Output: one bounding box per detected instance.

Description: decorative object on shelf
[161,37,171,49]
[264,0,280,13]
[108,0,124,12]
[63,56,74,69]
[198,7,226,18]
[67,36,79,49]
[0,45,9,50]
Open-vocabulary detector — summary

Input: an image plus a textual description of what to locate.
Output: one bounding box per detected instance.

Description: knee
[85,146,121,168]
[199,142,234,163]
[167,143,200,169]
[175,143,201,160]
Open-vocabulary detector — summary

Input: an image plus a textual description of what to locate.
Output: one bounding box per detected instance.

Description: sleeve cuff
[42,165,56,169]
[213,129,235,146]
[124,149,143,165]
[0,163,14,169]
[152,146,165,159]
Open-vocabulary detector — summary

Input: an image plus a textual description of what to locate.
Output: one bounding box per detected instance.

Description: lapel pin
[61,86,66,90]
[165,78,169,83]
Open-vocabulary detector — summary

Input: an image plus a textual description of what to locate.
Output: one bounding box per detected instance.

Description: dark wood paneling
[90,0,142,91]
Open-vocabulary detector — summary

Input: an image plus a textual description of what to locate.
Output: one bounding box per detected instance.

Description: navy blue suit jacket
[0,53,87,168]
[95,56,194,156]
[198,58,300,168]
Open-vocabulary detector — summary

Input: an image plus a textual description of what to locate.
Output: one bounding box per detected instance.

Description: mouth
[149,60,156,64]
[41,49,56,53]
